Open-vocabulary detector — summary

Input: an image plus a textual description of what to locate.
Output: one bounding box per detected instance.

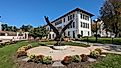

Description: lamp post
[111,34,115,44]
[93,18,100,43]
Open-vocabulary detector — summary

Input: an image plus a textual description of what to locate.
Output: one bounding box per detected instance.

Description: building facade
[0,31,29,40]
[46,8,94,39]
[92,21,113,37]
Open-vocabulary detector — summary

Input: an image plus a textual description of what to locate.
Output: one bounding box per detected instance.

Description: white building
[92,21,112,37]
[46,8,94,39]
[0,31,29,40]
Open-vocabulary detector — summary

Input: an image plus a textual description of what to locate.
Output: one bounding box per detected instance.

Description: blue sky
[0,0,104,27]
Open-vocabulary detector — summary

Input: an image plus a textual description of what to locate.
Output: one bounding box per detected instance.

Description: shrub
[27,44,32,49]
[42,56,52,64]
[21,46,29,51]
[80,54,88,62]
[17,47,26,52]
[17,44,32,52]
[72,55,82,62]
[28,55,44,63]
[77,34,82,38]
[95,48,102,55]
[35,55,44,63]
[62,56,72,65]
[10,41,15,44]
[27,55,36,62]
[90,51,100,58]
[16,51,27,58]
[5,42,11,45]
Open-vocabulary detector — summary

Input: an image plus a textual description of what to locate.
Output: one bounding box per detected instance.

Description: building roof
[51,8,94,23]
[0,31,17,34]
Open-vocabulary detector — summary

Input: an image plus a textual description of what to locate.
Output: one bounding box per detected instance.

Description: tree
[20,25,33,32]
[91,22,101,33]
[1,24,18,32]
[1,24,8,31]
[29,26,48,39]
[100,0,121,37]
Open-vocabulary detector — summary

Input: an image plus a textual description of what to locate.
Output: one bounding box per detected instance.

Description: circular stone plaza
[27,46,91,61]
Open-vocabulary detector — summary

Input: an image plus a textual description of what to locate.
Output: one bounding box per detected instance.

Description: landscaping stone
[100,54,106,57]
[88,58,96,62]
[17,56,28,61]
[52,61,64,67]
[21,57,30,62]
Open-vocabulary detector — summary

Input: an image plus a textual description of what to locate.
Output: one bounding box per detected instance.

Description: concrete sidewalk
[73,41,121,54]
[73,41,121,46]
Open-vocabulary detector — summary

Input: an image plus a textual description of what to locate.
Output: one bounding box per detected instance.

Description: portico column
[26,32,29,39]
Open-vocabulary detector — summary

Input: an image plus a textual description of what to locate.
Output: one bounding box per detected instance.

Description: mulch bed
[17,56,103,68]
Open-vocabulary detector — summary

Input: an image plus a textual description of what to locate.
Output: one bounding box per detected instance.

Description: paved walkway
[73,41,121,54]
[73,41,121,46]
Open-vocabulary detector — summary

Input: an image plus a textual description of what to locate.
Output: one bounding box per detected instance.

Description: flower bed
[16,45,105,66]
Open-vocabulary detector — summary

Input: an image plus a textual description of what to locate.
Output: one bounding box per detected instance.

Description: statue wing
[60,20,73,35]
[44,16,59,35]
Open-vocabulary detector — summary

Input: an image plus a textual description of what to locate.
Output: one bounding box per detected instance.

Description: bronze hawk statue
[44,16,73,46]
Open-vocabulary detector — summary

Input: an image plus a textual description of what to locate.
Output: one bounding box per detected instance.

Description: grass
[0,41,39,68]
[81,37,121,45]
[89,53,121,68]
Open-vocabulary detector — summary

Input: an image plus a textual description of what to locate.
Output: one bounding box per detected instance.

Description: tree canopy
[20,24,33,32]
[1,24,18,32]
[100,0,121,37]
[29,26,48,39]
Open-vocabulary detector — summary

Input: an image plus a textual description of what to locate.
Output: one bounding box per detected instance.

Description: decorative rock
[88,58,96,62]
[21,57,30,62]
[52,61,64,67]
[100,54,106,57]
[53,46,68,50]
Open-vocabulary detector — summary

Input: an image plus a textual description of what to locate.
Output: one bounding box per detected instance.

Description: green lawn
[81,37,121,45]
[0,41,39,68]
[89,53,121,68]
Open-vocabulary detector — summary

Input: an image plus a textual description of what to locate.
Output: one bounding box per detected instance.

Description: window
[70,24,72,28]
[70,15,72,20]
[68,31,70,36]
[88,31,90,36]
[63,18,65,22]
[87,23,89,29]
[81,31,83,36]
[49,34,51,39]
[83,23,85,28]
[73,31,75,38]
[68,16,70,21]
[85,23,87,28]
[55,20,62,26]
[80,22,83,27]
[73,14,75,19]
[83,15,85,19]
[73,22,75,28]
[52,34,54,38]
[80,13,82,19]
[47,27,49,30]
